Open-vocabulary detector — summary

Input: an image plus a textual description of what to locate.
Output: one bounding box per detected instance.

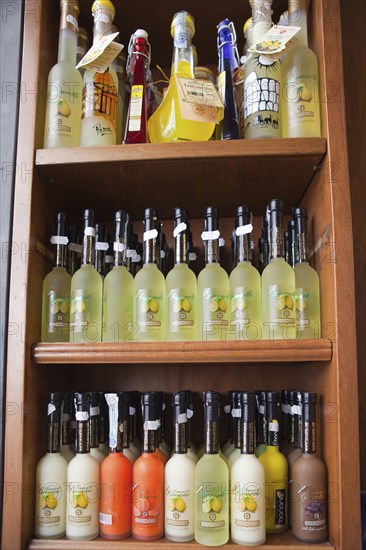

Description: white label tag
[173,222,187,238]
[132,254,141,263]
[143,420,160,431]
[259,405,265,415]
[231,408,241,418]
[119,423,124,433]
[127,249,137,258]
[90,406,100,417]
[114,242,125,252]
[75,411,89,421]
[188,252,197,262]
[50,235,69,245]
[143,229,158,241]
[187,408,194,419]
[224,405,231,414]
[66,13,78,30]
[76,32,124,73]
[68,242,82,253]
[84,227,96,237]
[236,224,253,236]
[178,413,187,424]
[292,404,302,415]
[201,230,220,241]
[47,403,56,416]
[129,406,136,416]
[269,421,280,432]
[96,242,109,251]
[249,25,300,56]
[219,237,225,247]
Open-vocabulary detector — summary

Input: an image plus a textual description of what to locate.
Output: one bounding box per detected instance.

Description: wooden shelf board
[28,532,333,549]
[35,139,327,220]
[32,339,332,365]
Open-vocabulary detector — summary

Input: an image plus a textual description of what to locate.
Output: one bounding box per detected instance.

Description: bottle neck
[296,231,308,263]
[174,420,188,454]
[58,5,78,63]
[142,428,157,453]
[241,419,255,455]
[55,244,67,268]
[236,234,250,263]
[302,401,316,454]
[62,413,71,446]
[93,7,113,44]
[205,239,220,264]
[265,403,280,446]
[270,226,285,260]
[171,25,194,77]
[233,415,241,449]
[289,0,308,47]
[76,419,90,454]
[143,236,158,265]
[175,231,188,265]
[47,414,61,453]
[251,1,272,44]
[117,419,130,451]
[82,232,95,265]
[204,420,220,454]
[95,249,106,275]
[218,25,238,72]
[89,414,99,448]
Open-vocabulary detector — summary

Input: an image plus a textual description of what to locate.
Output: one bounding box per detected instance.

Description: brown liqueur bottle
[291,393,327,543]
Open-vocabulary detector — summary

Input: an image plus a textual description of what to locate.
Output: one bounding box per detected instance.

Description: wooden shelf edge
[28,533,333,549]
[35,138,327,167]
[31,339,332,365]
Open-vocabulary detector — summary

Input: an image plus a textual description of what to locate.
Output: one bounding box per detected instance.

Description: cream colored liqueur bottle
[35,393,68,539]
[44,0,82,148]
[165,392,195,542]
[231,392,265,546]
[66,393,100,540]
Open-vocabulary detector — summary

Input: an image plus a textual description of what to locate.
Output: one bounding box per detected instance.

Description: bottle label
[299,487,326,532]
[67,482,98,525]
[70,289,100,339]
[201,288,229,340]
[197,483,227,529]
[230,287,253,326]
[176,77,223,124]
[46,84,81,140]
[165,486,191,529]
[217,71,226,103]
[128,85,143,132]
[232,481,263,530]
[82,69,117,136]
[132,486,161,525]
[267,286,295,327]
[168,289,195,331]
[136,289,163,332]
[274,488,287,525]
[45,291,70,333]
[294,287,317,331]
[36,482,63,526]
[284,74,320,129]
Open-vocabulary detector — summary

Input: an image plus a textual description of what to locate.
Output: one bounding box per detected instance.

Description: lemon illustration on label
[202,495,222,513]
[285,294,294,310]
[181,297,192,313]
[77,492,89,509]
[297,83,313,102]
[50,302,60,315]
[276,295,286,310]
[40,492,58,510]
[296,297,307,311]
[140,301,149,313]
[202,496,212,514]
[218,297,227,313]
[210,298,219,312]
[211,496,222,513]
[175,496,186,512]
[59,299,68,314]
[58,98,71,117]
[173,300,182,313]
[149,298,159,313]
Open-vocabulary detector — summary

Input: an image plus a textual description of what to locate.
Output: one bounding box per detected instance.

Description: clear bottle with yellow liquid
[148,11,215,142]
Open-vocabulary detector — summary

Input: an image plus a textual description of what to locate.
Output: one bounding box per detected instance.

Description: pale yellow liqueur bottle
[35,393,68,539]
[243,0,281,138]
[293,207,321,339]
[195,391,229,546]
[134,208,165,342]
[261,199,296,340]
[44,0,82,148]
[197,207,230,341]
[281,0,321,137]
[103,210,135,342]
[230,205,262,341]
[80,0,118,146]
[166,208,197,341]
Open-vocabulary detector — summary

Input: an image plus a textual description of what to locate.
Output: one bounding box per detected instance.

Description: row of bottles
[35,389,327,544]
[44,0,321,149]
[41,201,321,343]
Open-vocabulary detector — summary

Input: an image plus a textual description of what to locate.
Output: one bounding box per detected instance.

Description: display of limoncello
[281,0,321,137]
[148,11,215,142]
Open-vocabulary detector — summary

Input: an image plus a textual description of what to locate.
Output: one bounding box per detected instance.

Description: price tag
[249,25,300,61]
[176,77,224,124]
[76,32,124,73]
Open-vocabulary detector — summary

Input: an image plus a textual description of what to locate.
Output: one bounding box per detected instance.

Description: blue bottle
[217,19,240,140]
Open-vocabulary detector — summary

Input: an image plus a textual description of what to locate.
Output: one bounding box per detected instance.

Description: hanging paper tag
[249,25,300,58]
[269,421,280,432]
[76,32,124,73]
[75,411,89,421]
[127,249,137,258]
[143,420,160,431]
[292,404,302,415]
[84,227,96,237]
[236,224,253,236]
[176,77,224,124]
[90,406,100,417]
[96,242,109,251]
[47,403,56,416]
[219,238,225,247]
[173,222,187,238]
[132,254,141,263]
[231,408,241,418]
[129,406,136,416]
[188,252,197,262]
[50,235,69,245]
[144,229,158,241]
[114,242,125,252]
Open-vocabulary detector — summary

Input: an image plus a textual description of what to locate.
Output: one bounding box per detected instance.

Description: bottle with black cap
[227,391,242,468]
[287,390,303,469]
[66,392,99,540]
[151,391,169,464]
[195,391,229,546]
[197,207,229,341]
[184,389,198,462]
[89,392,105,464]
[222,390,237,457]
[94,223,108,277]
[67,223,82,276]
[258,391,288,533]
[255,390,267,458]
[116,392,138,465]
[41,212,71,342]
[229,205,261,341]
[35,392,67,538]
[166,207,197,341]
[134,208,165,341]
[70,209,103,343]
[287,218,296,269]
[165,392,195,542]
[293,207,321,340]
[230,392,265,546]
[102,210,135,342]
[132,392,164,541]
[99,393,132,539]
[61,391,76,462]
[127,390,142,456]
[261,199,296,340]
[291,393,327,542]
[281,389,295,457]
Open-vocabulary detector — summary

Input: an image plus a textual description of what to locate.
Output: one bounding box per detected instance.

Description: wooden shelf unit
[2,1,361,550]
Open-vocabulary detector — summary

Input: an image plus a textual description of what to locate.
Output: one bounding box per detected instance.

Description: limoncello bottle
[197,207,230,341]
[103,210,135,342]
[134,208,165,342]
[148,11,215,142]
[293,207,321,339]
[281,0,321,137]
[195,391,229,546]
[243,0,281,138]
[166,208,197,341]
[230,205,262,341]
[41,212,71,342]
[261,199,296,340]
[44,0,82,148]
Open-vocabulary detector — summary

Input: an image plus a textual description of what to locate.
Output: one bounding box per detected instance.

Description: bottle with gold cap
[80,0,118,147]
[148,11,215,142]
[44,0,83,148]
[243,0,282,138]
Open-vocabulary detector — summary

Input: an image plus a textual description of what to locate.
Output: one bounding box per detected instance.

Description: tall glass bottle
[103,210,135,342]
[67,224,82,276]
[230,392,266,546]
[287,391,303,468]
[293,207,321,339]
[230,205,262,341]
[261,199,296,340]
[80,0,118,146]
[123,30,150,144]
[99,393,132,540]
[195,391,229,546]
[259,392,288,533]
[197,207,230,341]
[35,393,67,539]
[132,393,165,541]
[281,389,295,457]
[61,391,76,462]
[281,0,321,137]
[148,11,215,143]
[185,389,198,462]
[95,223,108,277]
[243,0,281,138]
[166,208,197,341]
[291,393,327,542]
[44,0,82,148]
[70,209,103,343]
[255,390,267,457]
[66,393,100,541]
[165,392,195,542]
[41,213,71,342]
[89,392,105,465]
[134,208,165,342]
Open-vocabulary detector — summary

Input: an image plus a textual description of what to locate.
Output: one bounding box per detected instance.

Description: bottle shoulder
[71,264,103,285]
[104,265,134,284]
[230,262,260,283]
[43,267,71,286]
[165,453,196,473]
[262,258,295,282]
[294,262,320,283]
[166,263,197,285]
